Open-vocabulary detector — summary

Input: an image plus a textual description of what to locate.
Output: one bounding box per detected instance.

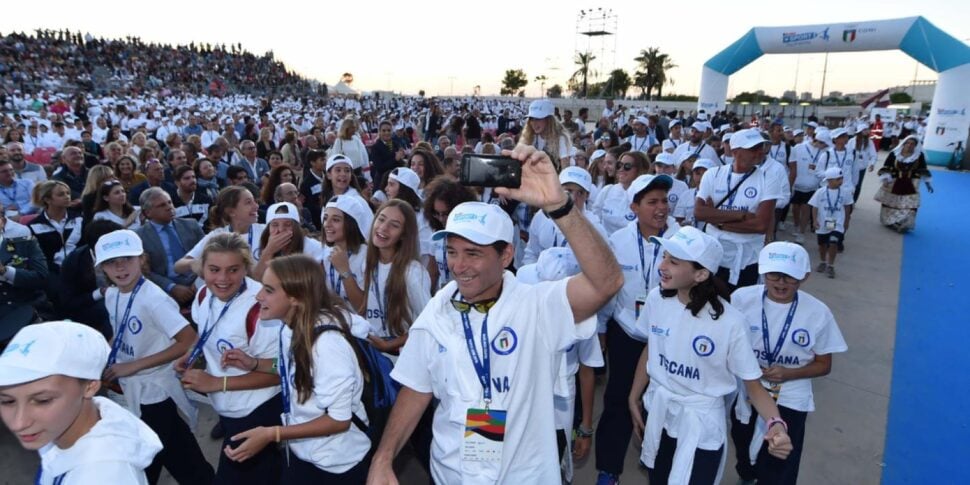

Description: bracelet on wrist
[765,416,788,433]
[575,425,594,438]
[543,194,574,220]
[250,359,259,372]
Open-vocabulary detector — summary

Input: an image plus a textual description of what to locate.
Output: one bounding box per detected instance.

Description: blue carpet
[883,171,970,484]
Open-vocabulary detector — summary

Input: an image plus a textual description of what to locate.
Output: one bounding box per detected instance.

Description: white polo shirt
[391,273,594,484]
[522,209,608,265]
[731,286,848,412]
[819,148,856,189]
[592,183,636,236]
[667,178,690,215]
[190,277,281,418]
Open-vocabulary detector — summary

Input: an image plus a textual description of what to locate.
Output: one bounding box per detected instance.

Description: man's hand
[494,145,566,212]
[170,284,195,305]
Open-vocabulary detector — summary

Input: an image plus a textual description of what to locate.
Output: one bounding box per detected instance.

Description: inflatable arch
[698,16,970,165]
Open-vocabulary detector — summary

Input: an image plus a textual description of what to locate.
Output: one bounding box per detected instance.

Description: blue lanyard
[35,467,66,485]
[230,225,255,257]
[692,142,706,156]
[459,310,492,407]
[636,225,663,293]
[372,266,388,333]
[328,263,343,297]
[185,282,248,368]
[107,277,146,366]
[761,291,799,367]
[278,324,292,414]
[825,189,842,214]
[770,144,785,161]
[725,170,743,207]
[633,136,648,152]
[832,149,848,169]
[810,148,823,166]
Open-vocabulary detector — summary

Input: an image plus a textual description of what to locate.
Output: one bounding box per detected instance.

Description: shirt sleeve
[150,290,189,339]
[812,306,849,355]
[186,232,212,260]
[726,313,763,381]
[390,328,435,393]
[312,334,360,421]
[407,262,431,325]
[535,278,589,353]
[807,189,822,208]
[249,319,281,358]
[697,167,717,202]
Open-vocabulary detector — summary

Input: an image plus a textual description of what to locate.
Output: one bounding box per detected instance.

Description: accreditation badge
[824,219,836,231]
[635,294,647,319]
[462,408,506,463]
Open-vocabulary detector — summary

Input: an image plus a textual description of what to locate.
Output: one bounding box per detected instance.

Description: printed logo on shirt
[624,212,636,221]
[744,187,758,198]
[491,327,518,355]
[216,338,234,354]
[668,193,679,204]
[650,324,670,337]
[754,349,801,366]
[791,329,811,347]
[620,263,638,272]
[658,353,700,380]
[692,335,716,357]
[127,316,143,335]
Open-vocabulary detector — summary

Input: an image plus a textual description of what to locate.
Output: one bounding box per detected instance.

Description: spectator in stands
[331,117,370,181]
[113,155,145,193]
[371,120,407,189]
[235,140,270,186]
[58,218,121,338]
[79,164,115,223]
[51,146,86,206]
[128,159,177,205]
[256,127,276,159]
[193,158,221,201]
[226,165,251,186]
[91,179,140,229]
[172,165,212,227]
[0,206,49,343]
[0,159,35,221]
[259,165,296,207]
[135,187,204,307]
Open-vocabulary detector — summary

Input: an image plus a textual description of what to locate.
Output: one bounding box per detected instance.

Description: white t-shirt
[186,224,267,262]
[661,138,682,153]
[672,187,699,228]
[847,137,879,172]
[279,318,371,473]
[533,134,572,163]
[391,273,594,484]
[416,209,434,257]
[731,286,848,412]
[697,165,781,282]
[808,186,854,234]
[607,219,680,339]
[673,141,719,163]
[522,209,608,265]
[791,144,825,192]
[593,183,636,236]
[818,148,856,189]
[106,279,191,417]
[319,245,367,303]
[667,178,690,215]
[635,288,761,449]
[363,260,431,337]
[554,335,603,430]
[190,277,281,418]
[760,159,791,208]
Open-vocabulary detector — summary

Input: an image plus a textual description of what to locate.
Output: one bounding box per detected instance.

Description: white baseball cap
[517,247,581,284]
[325,194,373,240]
[326,154,353,172]
[650,225,724,273]
[669,119,682,128]
[693,159,718,171]
[628,174,673,201]
[830,127,849,139]
[94,229,144,266]
[690,121,707,131]
[528,99,554,119]
[266,202,300,224]
[635,116,649,126]
[805,121,819,128]
[855,122,870,132]
[759,242,811,280]
[432,201,514,245]
[590,149,607,161]
[0,321,110,386]
[792,129,805,137]
[824,167,844,180]
[813,130,833,147]
[677,151,699,167]
[559,167,593,193]
[730,128,769,150]
[389,167,421,195]
[653,152,676,166]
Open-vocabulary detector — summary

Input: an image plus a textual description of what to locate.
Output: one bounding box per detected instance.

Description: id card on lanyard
[459,309,506,463]
[635,226,662,318]
[824,189,842,231]
[760,291,798,400]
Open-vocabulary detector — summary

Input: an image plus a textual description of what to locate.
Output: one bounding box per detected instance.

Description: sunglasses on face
[615,162,634,171]
[763,272,799,284]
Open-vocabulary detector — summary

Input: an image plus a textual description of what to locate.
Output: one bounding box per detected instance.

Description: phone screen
[460,155,522,188]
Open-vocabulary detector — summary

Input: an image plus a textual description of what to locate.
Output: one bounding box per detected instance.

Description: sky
[3,0,968,98]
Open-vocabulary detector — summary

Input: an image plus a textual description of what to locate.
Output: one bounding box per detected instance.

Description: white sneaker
[778,221,789,231]
[793,233,805,244]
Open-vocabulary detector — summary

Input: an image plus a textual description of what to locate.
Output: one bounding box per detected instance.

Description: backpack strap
[245,303,260,342]
[197,286,207,305]
[316,324,370,434]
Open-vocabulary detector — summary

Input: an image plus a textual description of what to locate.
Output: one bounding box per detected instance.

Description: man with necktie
[134,188,203,309]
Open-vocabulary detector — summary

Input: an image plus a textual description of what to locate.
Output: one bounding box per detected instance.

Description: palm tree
[571,52,597,98]
[633,48,677,100]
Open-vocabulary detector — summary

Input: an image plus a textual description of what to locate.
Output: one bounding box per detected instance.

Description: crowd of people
[0,30,936,485]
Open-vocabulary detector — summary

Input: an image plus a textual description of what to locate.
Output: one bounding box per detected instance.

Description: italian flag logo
[843,29,857,43]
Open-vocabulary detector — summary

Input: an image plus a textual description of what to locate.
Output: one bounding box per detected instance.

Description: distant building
[800,92,813,101]
[783,90,797,101]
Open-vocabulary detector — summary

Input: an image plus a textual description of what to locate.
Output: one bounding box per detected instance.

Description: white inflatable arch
[698,16,970,165]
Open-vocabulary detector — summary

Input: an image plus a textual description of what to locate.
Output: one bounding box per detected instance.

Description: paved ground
[0,163,901,484]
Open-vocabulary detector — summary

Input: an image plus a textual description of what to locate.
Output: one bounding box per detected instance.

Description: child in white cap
[95,229,214,483]
[0,321,163,484]
[808,167,854,278]
[729,242,847,485]
[252,201,325,280]
[628,226,793,485]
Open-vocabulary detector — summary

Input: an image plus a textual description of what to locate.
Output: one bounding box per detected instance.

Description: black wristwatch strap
[543,194,574,220]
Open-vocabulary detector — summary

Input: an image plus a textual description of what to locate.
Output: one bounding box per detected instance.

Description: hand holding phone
[460,154,522,188]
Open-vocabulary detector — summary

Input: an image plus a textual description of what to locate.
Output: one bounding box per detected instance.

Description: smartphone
[460,154,522,188]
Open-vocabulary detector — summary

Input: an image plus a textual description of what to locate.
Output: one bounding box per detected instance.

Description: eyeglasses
[763,272,800,284]
[450,289,497,314]
[615,162,634,171]
[102,179,121,187]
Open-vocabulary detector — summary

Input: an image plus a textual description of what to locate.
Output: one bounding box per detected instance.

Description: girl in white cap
[729,242,847,485]
[0,321,163,484]
[221,255,372,483]
[629,226,792,485]
[252,202,325,280]
[384,167,434,267]
[809,168,854,278]
[320,154,364,207]
[521,99,573,169]
[95,229,215,484]
[359,199,431,355]
[321,194,373,305]
[176,232,284,484]
[175,185,266,273]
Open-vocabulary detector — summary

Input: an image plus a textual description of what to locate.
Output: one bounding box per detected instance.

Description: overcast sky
[4,0,968,98]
